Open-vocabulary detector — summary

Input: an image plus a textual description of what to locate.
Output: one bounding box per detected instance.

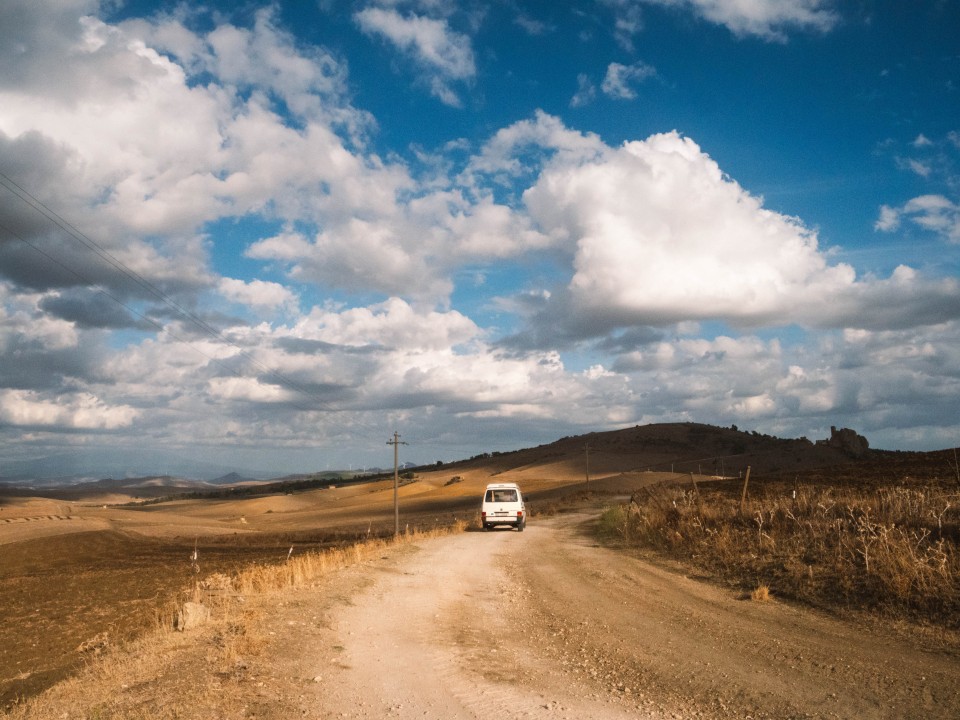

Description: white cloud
[472,119,960,339]
[1,17,222,200]
[570,73,597,108]
[640,0,839,40]
[247,186,551,303]
[596,0,645,51]
[878,194,960,243]
[218,277,299,312]
[1,1,957,466]
[607,321,960,442]
[897,157,932,177]
[293,297,478,352]
[904,195,960,242]
[203,8,349,116]
[601,61,656,99]
[523,130,847,325]
[2,294,80,352]
[208,376,291,403]
[354,7,475,106]
[875,204,900,232]
[0,0,407,305]
[514,13,552,36]
[467,110,606,180]
[0,389,139,429]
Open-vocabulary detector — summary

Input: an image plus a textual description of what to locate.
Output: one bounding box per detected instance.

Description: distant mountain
[0,448,276,486]
[209,472,258,485]
[0,475,216,500]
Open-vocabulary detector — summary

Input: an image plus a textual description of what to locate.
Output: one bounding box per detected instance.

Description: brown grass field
[2,422,958,710]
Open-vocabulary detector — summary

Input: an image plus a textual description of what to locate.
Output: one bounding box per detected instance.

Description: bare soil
[0,477,479,707]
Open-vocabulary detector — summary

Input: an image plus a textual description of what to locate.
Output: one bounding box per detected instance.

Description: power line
[0,171,387,439]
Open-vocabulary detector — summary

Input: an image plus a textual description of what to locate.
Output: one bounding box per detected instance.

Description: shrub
[606,481,960,627]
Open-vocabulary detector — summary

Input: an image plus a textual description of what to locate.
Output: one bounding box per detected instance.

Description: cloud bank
[1,0,958,475]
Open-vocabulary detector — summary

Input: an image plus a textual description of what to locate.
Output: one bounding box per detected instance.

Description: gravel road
[262,512,960,720]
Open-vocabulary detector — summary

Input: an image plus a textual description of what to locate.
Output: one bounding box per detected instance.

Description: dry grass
[4,519,467,719]
[602,480,960,626]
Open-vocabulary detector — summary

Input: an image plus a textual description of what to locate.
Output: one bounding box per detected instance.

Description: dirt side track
[251,512,960,720]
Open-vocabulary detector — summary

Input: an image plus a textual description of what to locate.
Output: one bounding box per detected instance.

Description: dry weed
[5,520,467,718]
[607,481,960,627]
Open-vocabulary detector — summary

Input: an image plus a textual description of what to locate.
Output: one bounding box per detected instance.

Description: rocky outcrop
[821,426,870,458]
[175,601,211,631]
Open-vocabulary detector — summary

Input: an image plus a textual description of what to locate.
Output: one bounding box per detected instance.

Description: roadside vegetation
[3,520,467,719]
[599,475,960,627]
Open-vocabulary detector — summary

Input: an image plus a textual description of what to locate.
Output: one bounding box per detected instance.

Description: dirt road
[260,512,959,720]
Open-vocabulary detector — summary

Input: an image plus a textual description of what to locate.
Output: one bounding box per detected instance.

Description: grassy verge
[599,478,959,626]
[4,520,467,719]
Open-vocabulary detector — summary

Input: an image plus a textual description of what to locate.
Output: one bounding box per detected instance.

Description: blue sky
[1,0,959,478]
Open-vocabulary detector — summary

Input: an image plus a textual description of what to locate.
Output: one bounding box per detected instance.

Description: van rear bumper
[481,511,525,530]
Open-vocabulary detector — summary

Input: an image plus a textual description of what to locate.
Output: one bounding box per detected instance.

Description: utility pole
[584,443,591,492]
[387,431,408,537]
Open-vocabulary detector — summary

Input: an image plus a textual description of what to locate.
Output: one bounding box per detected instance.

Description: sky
[1,0,960,478]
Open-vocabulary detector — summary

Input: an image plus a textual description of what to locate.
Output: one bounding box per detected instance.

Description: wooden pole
[739,465,751,517]
[584,444,591,491]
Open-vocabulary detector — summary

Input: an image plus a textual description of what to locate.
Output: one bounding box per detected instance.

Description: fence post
[739,466,752,517]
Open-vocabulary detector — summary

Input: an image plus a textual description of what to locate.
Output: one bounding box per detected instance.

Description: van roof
[484,482,520,490]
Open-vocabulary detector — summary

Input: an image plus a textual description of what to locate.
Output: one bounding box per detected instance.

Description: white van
[481,482,526,531]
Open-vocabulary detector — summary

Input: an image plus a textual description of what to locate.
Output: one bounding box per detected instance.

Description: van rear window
[486,489,518,502]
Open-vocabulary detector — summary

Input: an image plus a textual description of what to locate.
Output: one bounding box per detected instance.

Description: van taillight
[481,511,487,518]
[517,510,523,518]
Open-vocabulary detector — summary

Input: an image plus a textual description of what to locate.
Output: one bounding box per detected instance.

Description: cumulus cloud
[601,61,656,99]
[215,279,299,320]
[0,1,388,304]
[570,74,597,108]
[37,288,155,330]
[522,130,832,327]
[596,0,645,51]
[876,131,960,245]
[1,1,957,468]
[606,320,960,445]
[245,185,552,303]
[104,295,616,450]
[877,195,960,243]
[514,13,553,36]
[463,117,960,345]
[0,388,139,429]
[639,0,839,40]
[467,110,606,181]
[354,6,475,106]
[292,297,479,352]
[875,204,900,232]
